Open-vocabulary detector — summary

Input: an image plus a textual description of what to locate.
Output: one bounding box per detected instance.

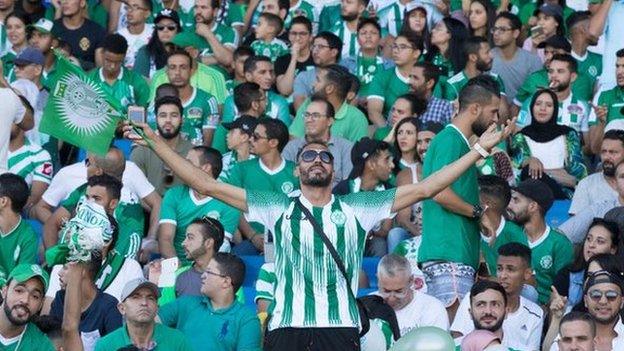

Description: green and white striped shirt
[8,140,53,186]
[246,189,396,330]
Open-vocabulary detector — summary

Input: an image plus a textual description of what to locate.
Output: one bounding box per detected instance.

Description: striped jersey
[246,189,396,330]
[8,140,53,186]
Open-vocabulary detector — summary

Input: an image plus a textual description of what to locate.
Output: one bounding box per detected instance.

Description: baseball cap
[120,278,160,302]
[534,3,564,19]
[14,47,45,66]
[349,137,388,178]
[223,115,258,136]
[28,18,53,34]
[536,35,571,52]
[584,270,624,293]
[418,121,444,134]
[8,264,50,291]
[406,2,428,14]
[512,179,554,213]
[154,8,181,28]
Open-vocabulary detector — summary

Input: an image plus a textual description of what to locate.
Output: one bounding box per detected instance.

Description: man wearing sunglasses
[125,106,511,349]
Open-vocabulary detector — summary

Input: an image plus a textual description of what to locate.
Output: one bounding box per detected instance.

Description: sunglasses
[156,25,177,31]
[300,150,333,164]
[588,289,620,302]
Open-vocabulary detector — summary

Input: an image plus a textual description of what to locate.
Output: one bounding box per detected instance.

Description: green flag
[40,52,124,156]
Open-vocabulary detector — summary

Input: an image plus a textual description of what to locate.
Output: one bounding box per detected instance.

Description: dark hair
[309,96,335,119]
[320,64,352,101]
[571,219,622,271]
[87,174,122,201]
[396,31,424,53]
[101,33,129,55]
[243,55,272,74]
[0,173,29,213]
[357,17,381,34]
[478,175,511,212]
[458,77,500,112]
[424,17,469,76]
[470,280,507,306]
[397,93,428,117]
[566,11,591,33]
[276,0,290,11]
[234,82,263,112]
[259,12,284,34]
[155,83,179,100]
[617,49,624,58]
[289,15,312,34]
[494,12,522,31]
[315,31,343,61]
[146,12,180,70]
[497,242,532,268]
[190,146,223,178]
[530,89,559,123]
[213,252,246,291]
[603,129,624,148]
[469,0,496,41]
[584,253,624,282]
[5,12,30,28]
[400,6,430,48]
[550,53,578,73]
[464,35,489,62]
[560,312,596,337]
[257,118,290,152]
[348,71,361,96]
[393,117,420,162]
[413,61,442,87]
[154,95,183,116]
[233,46,254,61]
[189,217,225,253]
[167,48,193,67]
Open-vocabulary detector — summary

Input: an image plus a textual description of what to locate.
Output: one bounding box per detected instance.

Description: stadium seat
[362,257,381,289]
[241,255,265,287]
[545,200,571,228]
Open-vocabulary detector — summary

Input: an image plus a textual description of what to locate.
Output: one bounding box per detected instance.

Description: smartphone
[531,25,544,38]
[128,105,146,124]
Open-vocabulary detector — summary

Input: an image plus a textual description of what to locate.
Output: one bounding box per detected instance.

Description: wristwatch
[472,204,485,219]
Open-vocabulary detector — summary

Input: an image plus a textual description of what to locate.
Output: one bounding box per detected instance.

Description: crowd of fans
[1,0,624,349]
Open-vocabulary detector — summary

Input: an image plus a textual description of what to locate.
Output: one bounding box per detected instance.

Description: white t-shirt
[41,160,155,207]
[375,290,449,336]
[452,294,544,351]
[569,172,619,215]
[0,88,26,173]
[118,24,153,69]
[45,258,143,302]
[550,317,624,351]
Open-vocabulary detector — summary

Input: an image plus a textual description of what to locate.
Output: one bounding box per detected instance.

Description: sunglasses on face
[156,25,177,31]
[588,289,621,302]
[300,150,333,164]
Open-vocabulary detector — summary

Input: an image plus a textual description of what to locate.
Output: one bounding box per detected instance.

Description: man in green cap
[0,264,55,351]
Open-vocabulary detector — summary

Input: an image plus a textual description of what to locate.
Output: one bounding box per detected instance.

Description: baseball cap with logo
[8,264,50,291]
[120,278,160,302]
[28,18,53,34]
[536,35,571,52]
[223,115,259,136]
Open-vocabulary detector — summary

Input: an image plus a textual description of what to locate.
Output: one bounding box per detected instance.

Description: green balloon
[390,327,455,351]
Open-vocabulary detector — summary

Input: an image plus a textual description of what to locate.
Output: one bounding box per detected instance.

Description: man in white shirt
[117,0,153,68]
[556,312,596,351]
[452,243,544,350]
[375,254,449,336]
[0,87,34,173]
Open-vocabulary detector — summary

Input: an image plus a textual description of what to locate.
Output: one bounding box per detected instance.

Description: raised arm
[124,123,248,211]
[392,120,513,212]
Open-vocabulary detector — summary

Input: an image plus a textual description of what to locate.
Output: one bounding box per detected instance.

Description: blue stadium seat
[241,255,265,287]
[357,288,377,297]
[242,286,258,309]
[545,200,571,228]
[76,138,133,162]
[362,257,381,289]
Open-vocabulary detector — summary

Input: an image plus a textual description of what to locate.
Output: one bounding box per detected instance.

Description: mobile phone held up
[530,25,544,38]
[128,105,146,124]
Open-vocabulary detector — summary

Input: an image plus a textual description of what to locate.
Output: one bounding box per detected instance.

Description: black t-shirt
[274,53,315,77]
[50,290,122,341]
[52,18,106,69]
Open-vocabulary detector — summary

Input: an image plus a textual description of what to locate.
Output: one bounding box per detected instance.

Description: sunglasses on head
[300,150,333,164]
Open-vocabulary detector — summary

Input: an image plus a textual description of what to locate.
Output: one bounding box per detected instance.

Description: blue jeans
[387,227,411,254]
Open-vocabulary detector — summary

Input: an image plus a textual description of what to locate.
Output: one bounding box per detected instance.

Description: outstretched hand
[477,117,516,152]
[122,121,158,147]
[549,285,568,319]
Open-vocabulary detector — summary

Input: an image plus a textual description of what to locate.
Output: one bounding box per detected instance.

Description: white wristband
[473,143,490,158]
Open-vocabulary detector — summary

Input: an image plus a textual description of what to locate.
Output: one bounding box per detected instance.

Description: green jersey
[443,71,507,101]
[224,2,246,27]
[318,3,341,33]
[354,54,386,96]
[419,125,480,269]
[255,262,275,302]
[245,189,396,330]
[173,23,239,56]
[1,51,16,80]
[159,185,241,265]
[429,52,455,77]
[530,227,574,304]
[8,139,53,187]
[591,86,624,126]
[227,158,299,196]
[180,87,220,146]
[0,219,38,281]
[87,67,150,110]
[0,323,55,351]
[480,218,528,275]
[378,2,410,37]
[366,67,411,118]
[251,38,289,62]
[219,151,255,182]
[225,78,242,96]
[331,20,358,58]
[95,323,193,351]
[150,63,228,104]
[290,99,368,142]
[573,51,602,81]
[514,68,595,106]
[284,0,316,29]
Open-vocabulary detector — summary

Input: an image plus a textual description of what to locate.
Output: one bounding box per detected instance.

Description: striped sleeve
[254,263,275,302]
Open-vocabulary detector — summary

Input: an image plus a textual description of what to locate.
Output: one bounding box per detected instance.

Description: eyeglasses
[251,132,269,140]
[303,112,327,120]
[391,44,414,51]
[204,269,226,278]
[299,150,334,164]
[588,289,621,302]
[490,26,513,34]
[156,24,177,32]
[312,43,331,51]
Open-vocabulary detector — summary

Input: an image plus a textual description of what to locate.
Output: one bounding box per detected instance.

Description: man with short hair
[219,115,257,182]
[568,11,602,82]
[507,179,574,304]
[409,62,453,125]
[416,121,444,160]
[117,0,153,69]
[0,174,37,279]
[290,64,368,142]
[94,278,193,350]
[330,0,368,59]
[131,96,194,196]
[283,96,352,187]
[569,129,624,215]
[158,253,262,350]
[158,146,240,263]
[0,264,55,350]
[452,243,544,350]
[462,280,508,343]
[557,312,597,351]
[376,254,448,336]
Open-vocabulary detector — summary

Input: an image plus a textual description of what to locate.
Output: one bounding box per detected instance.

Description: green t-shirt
[318,3,341,33]
[8,139,53,187]
[354,54,386,96]
[180,87,220,146]
[514,68,595,106]
[159,296,262,351]
[224,2,246,27]
[150,63,228,104]
[593,86,624,125]
[443,71,507,101]
[95,323,193,351]
[418,125,480,268]
[575,51,602,81]
[480,218,528,275]
[530,226,574,304]
[173,23,239,56]
[159,184,241,265]
[0,219,38,281]
[366,67,411,119]
[87,67,150,110]
[251,38,289,62]
[1,51,15,80]
[289,99,369,142]
[0,323,55,351]
[285,0,316,28]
